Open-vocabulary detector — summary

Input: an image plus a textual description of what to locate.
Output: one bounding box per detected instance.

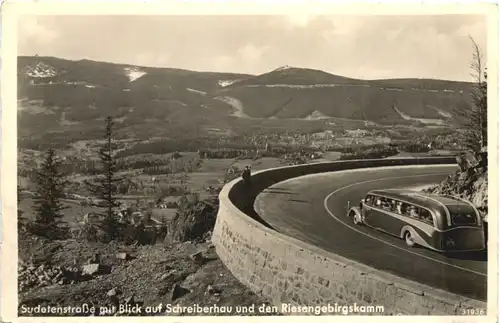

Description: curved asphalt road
[254,165,487,301]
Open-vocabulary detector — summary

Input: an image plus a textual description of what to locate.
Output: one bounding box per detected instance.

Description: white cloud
[328,17,363,35]
[455,21,485,38]
[153,54,171,66]
[19,16,59,44]
[136,52,154,65]
[353,66,395,80]
[285,14,311,28]
[237,43,269,62]
[213,55,235,71]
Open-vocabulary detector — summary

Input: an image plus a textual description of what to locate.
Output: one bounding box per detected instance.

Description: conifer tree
[31,148,67,237]
[88,116,122,240]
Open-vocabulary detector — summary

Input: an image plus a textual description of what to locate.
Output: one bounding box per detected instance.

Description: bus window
[408,205,419,219]
[447,205,477,226]
[382,198,392,211]
[389,199,397,213]
[380,198,392,211]
[418,209,433,225]
[394,201,404,215]
[400,203,410,216]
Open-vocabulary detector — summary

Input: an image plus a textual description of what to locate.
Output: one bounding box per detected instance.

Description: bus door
[365,196,385,229]
[361,195,376,227]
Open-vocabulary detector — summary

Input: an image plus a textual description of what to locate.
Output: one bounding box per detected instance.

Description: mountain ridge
[17,56,474,146]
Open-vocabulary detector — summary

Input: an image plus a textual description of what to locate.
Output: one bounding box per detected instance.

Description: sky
[18,14,487,82]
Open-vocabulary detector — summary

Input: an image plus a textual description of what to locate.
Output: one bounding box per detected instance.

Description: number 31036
[461,308,486,315]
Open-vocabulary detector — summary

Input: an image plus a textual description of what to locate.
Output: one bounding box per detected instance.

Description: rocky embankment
[18,195,274,316]
[426,151,488,221]
[18,238,273,316]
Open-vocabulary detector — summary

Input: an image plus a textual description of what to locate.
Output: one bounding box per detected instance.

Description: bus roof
[368,189,473,210]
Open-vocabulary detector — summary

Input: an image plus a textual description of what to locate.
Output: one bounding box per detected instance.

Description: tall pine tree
[88,116,122,240]
[31,148,67,237]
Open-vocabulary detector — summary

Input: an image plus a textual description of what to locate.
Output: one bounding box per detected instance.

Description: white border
[1,1,499,323]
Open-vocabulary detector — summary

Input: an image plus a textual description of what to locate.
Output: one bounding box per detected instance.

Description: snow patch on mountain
[186,88,207,95]
[124,67,146,82]
[218,80,237,87]
[304,110,330,120]
[168,100,187,107]
[432,107,452,118]
[214,96,252,118]
[393,106,445,125]
[244,83,342,89]
[24,62,57,78]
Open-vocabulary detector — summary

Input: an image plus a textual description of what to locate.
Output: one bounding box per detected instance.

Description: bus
[346,189,486,252]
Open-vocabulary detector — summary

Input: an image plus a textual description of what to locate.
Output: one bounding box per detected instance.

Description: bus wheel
[404,231,415,247]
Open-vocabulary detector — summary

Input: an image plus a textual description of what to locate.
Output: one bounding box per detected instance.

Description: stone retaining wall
[212,158,487,315]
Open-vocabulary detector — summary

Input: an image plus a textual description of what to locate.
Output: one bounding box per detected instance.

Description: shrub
[166,197,218,243]
[25,222,70,240]
[70,222,99,242]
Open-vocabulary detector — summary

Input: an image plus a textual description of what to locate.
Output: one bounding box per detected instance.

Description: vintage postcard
[1,1,498,322]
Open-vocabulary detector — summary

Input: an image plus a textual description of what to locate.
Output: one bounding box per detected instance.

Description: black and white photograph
[1,2,498,319]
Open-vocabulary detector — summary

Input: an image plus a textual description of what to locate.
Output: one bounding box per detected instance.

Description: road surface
[254,165,487,301]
